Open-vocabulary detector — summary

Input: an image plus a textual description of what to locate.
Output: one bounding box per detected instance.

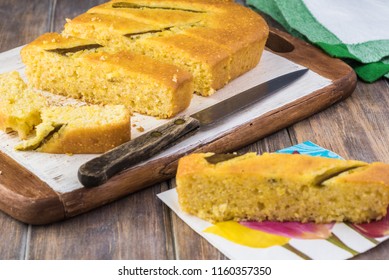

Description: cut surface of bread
[176,153,389,223]
[21,33,193,118]
[0,71,47,139]
[15,105,131,154]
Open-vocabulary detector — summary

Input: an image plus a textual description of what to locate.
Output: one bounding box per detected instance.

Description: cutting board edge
[0,152,65,225]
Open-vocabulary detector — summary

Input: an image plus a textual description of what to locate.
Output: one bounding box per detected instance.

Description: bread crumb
[65,18,71,23]
[137,126,145,132]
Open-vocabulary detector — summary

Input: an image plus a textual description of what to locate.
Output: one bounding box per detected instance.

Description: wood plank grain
[0,212,29,259]
[0,0,52,52]
[289,79,389,162]
[27,182,174,259]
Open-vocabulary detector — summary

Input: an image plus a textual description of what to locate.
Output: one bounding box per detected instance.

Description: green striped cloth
[247,0,389,82]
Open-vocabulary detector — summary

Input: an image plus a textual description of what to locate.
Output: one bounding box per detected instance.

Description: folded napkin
[158,141,389,260]
[247,0,389,82]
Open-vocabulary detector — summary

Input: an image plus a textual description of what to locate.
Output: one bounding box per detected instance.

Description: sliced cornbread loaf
[15,105,131,154]
[63,0,269,96]
[176,153,389,223]
[21,33,193,118]
[0,71,47,139]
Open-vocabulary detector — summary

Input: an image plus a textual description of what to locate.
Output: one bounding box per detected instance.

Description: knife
[78,68,308,187]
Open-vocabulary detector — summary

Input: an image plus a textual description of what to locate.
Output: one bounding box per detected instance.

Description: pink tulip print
[239,221,334,239]
[350,207,389,238]
[205,213,389,258]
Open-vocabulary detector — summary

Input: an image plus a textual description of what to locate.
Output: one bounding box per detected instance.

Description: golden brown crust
[88,1,206,26]
[328,162,389,186]
[177,153,367,179]
[68,13,156,35]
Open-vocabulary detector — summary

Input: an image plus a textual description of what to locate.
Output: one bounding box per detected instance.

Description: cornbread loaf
[0,71,47,139]
[21,33,193,118]
[62,0,269,96]
[15,105,131,154]
[176,153,389,223]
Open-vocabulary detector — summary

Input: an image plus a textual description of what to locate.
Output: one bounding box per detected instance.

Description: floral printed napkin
[157,141,389,259]
[247,0,389,82]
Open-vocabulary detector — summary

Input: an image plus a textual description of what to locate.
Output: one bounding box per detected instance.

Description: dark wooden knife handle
[78,116,200,187]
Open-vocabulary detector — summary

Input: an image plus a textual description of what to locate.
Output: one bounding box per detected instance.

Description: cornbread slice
[21,33,193,118]
[176,153,389,223]
[0,71,47,139]
[15,105,131,154]
[63,0,269,96]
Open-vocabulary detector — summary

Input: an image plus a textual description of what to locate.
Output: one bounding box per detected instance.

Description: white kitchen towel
[247,0,389,82]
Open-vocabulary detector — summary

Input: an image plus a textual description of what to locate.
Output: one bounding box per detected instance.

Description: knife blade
[78,68,308,187]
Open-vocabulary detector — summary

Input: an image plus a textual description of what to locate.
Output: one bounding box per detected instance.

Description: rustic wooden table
[1,0,388,260]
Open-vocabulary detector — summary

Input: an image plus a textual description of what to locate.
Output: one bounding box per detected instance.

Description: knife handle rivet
[174,119,186,125]
[151,131,162,137]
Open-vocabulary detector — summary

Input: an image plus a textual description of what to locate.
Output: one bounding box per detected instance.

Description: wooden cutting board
[0,29,356,225]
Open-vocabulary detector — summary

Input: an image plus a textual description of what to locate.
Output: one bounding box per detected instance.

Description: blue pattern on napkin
[276,141,343,159]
